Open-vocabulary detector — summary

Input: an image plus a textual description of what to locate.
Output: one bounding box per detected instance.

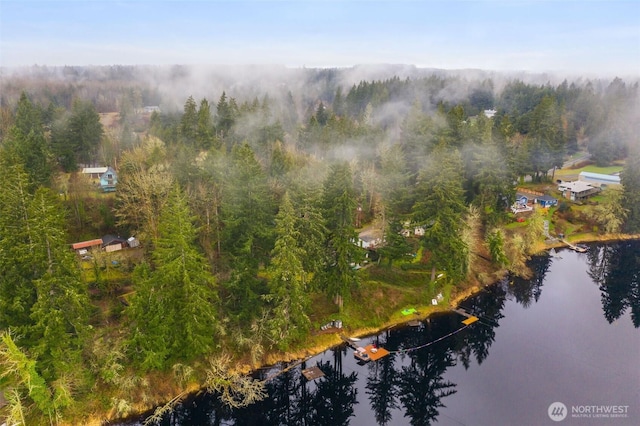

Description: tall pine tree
[127,185,218,370]
[264,192,311,349]
[320,162,361,306]
[412,145,469,282]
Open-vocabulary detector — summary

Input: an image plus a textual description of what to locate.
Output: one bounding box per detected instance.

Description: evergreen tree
[26,188,90,381]
[378,143,413,219]
[472,143,515,225]
[487,229,509,267]
[412,146,469,282]
[3,93,53,186]
[51,99,103,171]
[127,185,218,370]
[13,91,42,136]
[216,91,236,140]
[3,126,53,187]
[528,95,566,180]
[179,95,198,144]
[378,220,413,266]
[320,162,361,305]
[0,162,38,331]
[221,144,275,321]
[222,144,275,268]
[288,169,328,281]
[622,147,640,233]
[584,187,627,234]
[196,98,215,150]
[263,193,310,350]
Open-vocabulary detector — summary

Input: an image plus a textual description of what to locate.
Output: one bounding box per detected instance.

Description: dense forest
[0,65,639,424]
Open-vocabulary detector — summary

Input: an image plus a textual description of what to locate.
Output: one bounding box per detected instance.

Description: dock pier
[561,240,587,253]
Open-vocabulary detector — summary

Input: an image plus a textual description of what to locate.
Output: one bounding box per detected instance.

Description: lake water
[121,241,640,425]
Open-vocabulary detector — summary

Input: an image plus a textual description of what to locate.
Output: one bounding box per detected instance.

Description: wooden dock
[340,334,359,349]
[341,335,391,362]
[453,308,479,325]
[354,344,390,362]
[301,366,325,381]
[361,344,390,361]
[562,240,587,253]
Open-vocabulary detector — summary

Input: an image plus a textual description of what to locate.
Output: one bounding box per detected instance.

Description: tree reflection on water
[587,241,640,327]
[126,242,639,425]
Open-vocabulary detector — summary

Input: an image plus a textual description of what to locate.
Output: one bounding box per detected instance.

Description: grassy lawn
[555,164,623,178]
[307,263,447,333]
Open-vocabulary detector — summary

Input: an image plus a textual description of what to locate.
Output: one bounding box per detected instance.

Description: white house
[558,181,599,201]
[483,109,497,118]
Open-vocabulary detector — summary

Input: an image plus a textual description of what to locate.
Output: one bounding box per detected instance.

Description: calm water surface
[121,241,640,426]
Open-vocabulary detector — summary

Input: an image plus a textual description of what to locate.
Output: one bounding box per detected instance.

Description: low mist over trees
[0,65,638,423]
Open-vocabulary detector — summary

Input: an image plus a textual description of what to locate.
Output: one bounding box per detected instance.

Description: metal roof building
[578,171,621,186]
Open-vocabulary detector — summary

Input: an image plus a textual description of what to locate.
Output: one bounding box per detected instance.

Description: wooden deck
[454,308,479,325]
[301,366,325,381]
[562,240,588,253]
[462,316,479,325]
[361,344,390,361]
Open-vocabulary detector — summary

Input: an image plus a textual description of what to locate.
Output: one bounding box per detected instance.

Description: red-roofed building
[72,239,103,254]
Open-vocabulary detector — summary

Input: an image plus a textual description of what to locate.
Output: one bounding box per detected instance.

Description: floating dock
[454,308,479,325]
[301,366,325,381]
[354,344,390,362]
[341,335,391,362]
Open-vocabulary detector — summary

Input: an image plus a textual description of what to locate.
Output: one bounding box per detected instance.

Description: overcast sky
[1,0,638,76]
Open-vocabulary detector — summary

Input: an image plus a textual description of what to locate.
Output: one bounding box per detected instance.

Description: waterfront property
[558,180,599,201]
[534,194,558,208]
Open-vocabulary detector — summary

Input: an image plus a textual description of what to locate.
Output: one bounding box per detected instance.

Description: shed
[358,235,381,249]
[72,239,103,254]
[127,236,140,248]
[534,194,558,208]
[102,235,127,252]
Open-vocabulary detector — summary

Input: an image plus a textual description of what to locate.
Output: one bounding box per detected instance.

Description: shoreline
[97,233,640,425]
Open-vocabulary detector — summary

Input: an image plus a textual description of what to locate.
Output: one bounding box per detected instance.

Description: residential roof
[102,235,127,247]
[72,239,103,250]
[82,167,108,174]
[560,181,595,193]
[579,171,621,183]
[536,194,557,202]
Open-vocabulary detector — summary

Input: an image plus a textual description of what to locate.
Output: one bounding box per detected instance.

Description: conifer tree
[264,192,310,349]
[0,162,38,331]
[320,162,361,305]
[622,146,640,233]
[127,185,218,370]
[196,98,215,150]
[27,188,90,380]
[180,95,198,144]
[412,145,469,282]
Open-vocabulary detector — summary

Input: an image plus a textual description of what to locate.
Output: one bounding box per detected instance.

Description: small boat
[347,336,361,342]
[354,347,370,362]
